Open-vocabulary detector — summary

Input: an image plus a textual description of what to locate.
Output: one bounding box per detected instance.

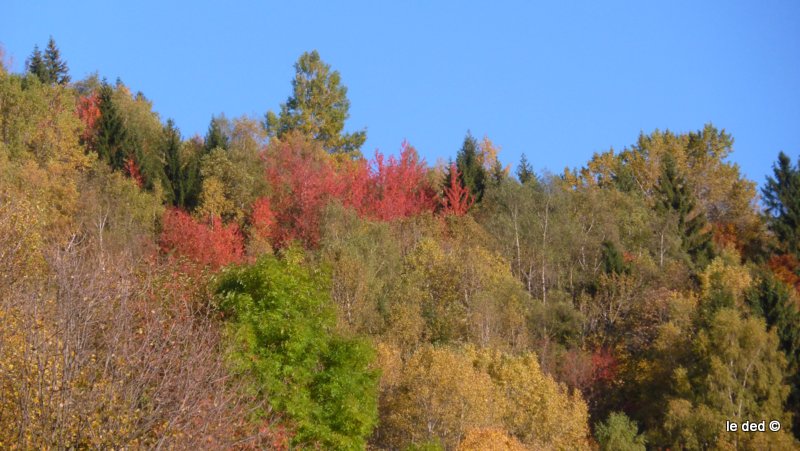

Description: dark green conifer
[43,37,69,84]
[96,82,129,170]
[762,152,800,256]
[516,153,535,184]
[747,272,800,439]
[455,132,487,202]
[656,153,714,269]
[25,45,46,82]
[600,240,626,275]
[162,119,185,205]
[204,115,229,153]
[26,37,69,84]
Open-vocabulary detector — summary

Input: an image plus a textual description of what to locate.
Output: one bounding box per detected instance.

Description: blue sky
[4,1,799,189]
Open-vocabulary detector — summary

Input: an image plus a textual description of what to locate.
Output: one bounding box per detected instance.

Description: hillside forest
[0,39,799,450]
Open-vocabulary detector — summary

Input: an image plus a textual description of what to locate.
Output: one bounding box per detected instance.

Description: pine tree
[455,132,487,202]
[265,50,366,156]
[204,115,229,153]
[656,153,714,269]
[516,153,534,184]
[762,152,800,256]
[95,82,129,170]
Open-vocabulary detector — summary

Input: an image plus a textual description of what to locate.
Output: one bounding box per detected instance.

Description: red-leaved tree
[366,142,437,220]
[263,133,439,248]
[76,92,101,151]
[159,208,244,269]
[442,163,474,216]
[264,134,341,247]
[123,157,144,188]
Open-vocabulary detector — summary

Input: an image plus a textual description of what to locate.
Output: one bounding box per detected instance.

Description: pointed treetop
[204,115,229,153]
[266,50,366,156]
[26,37,69,84]
[517,153,535,184]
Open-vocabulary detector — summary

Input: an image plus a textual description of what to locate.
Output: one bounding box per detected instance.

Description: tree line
[0,37,798,450]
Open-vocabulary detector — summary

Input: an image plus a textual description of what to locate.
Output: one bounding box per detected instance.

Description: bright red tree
[367,142,437,220]
[442,163,474,216]
[159,208,244,269]
[262,134,439,248]
[250,197,275,242]
[264,134,341,247]
[76,92,101,150]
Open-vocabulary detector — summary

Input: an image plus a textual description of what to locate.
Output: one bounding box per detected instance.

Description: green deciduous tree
[747,271,800,438]
[595,412,646,451]
[266,50,366,156]
[217,253,379,449]
[663,308,793,449]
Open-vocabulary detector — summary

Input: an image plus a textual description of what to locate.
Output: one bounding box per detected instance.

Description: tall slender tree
[95,82,129,170]
[455,132,487,202]
[656,153,714,269]
[162,119,187,206]
[43,37,70,84]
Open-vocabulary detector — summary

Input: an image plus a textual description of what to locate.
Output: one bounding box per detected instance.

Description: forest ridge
[0,39,799,450]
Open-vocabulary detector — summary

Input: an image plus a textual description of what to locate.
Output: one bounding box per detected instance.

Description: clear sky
[4,1,799,189]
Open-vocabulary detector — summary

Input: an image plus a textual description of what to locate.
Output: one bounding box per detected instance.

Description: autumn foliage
[264,133,437,247]
[159,208,244,268]
[443,163,474,216]
[76,92,100,149]
[123,157,144,188]
[768,253,800,296]
[367,141,438,220]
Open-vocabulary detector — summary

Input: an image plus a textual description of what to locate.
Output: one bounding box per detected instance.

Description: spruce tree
[204,115,229,153]
[25,37,69,84]
[656,153,714,268]
[43,37,69,84]
[455,132,487,202]
[762,152,800,256]
[516,153,534,184]
[25,45,46,82]
[162,119,185,206]
[95,82,129,170]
